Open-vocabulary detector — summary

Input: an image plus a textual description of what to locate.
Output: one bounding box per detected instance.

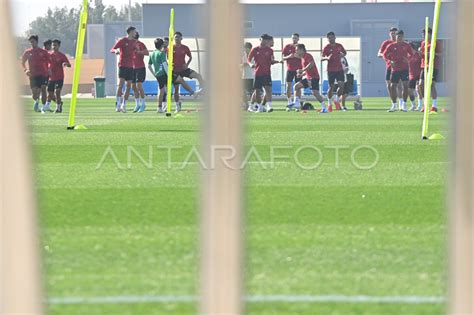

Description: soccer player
[110,26,138,113]
[340,55,351,111]
[131,32,149,113]
[241,42,254,109]
[292,44,327,113]
[45,39,71,113]
[172,32,205,112]
[378,27,404,108]
[383,30,414,112]
[248,34,275,113]
[148,38,196,113]
[408,42,422,111]
[43,39,52,51]
[21,35,50,112]
[419,27,442,113]
[282,33,301,108]
[322,32,346,112]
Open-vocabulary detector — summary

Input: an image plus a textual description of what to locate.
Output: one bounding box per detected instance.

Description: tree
[22,2,142,56]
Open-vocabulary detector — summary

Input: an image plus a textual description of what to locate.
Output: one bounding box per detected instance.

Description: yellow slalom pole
[68,0,89,130]
[422,0,442,140]
[166,8,175,117]
[421,16,430,139]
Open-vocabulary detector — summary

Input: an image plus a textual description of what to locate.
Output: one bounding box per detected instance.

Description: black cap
[397,30,404,36]
[390,27,398,32]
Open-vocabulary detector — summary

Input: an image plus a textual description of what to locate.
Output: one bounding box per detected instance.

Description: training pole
[67,0,88,129]
[166,8,175,117]
[200,0,243,314]
[422,0,442,140]
[0,0,43,313]
[449,0,474,313]
[421,16,430,139]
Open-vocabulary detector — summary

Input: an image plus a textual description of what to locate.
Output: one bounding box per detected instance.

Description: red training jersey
[409,53,422,80]
[379,39,395,69]
[112,37,136,68]
[301,53,320,80]
[248,45,274,76]
[420,40,442,69]
[383,42,413,72]
[173,44,192,72]
[48,51,70,81]
[322,43,346,72]
[282,44,301,72]
[133,40,148,69]
[22,47,50,77]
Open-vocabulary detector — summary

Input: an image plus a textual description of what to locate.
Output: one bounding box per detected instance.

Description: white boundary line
[48,295,445,305]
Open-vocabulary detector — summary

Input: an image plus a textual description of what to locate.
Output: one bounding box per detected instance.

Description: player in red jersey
[292,44,327,113]
[408,42,422,111]
[322,32,346,112]
[419,27,442,113]
[172,32,205,113]
[111,26,138,113]
[248,34,275,113]
[44,39,71,113]
[131,32,149,113]
[378,27,403,108]
[21,35,51,112]
[383,30,414,112]
[282,33,301,108]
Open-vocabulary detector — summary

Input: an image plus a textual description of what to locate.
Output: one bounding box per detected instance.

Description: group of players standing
[378,26,441,113]
[242,32,352,113]
[110,26,204,113]
[21,35,71,113]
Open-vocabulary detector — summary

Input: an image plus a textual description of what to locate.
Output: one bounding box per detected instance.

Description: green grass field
[27,97,449,315]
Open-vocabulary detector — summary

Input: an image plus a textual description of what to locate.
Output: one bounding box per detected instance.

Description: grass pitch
[27,97,448,314]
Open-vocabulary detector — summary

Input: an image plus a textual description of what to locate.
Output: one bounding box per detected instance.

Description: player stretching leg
[383,30,414,112]
[148,38,196,113]
[282,33,301,108]
[293,44,327,113]
[46,39,71,113]
[322,32,346,112]
[131,32,149,113]
[21,35,50,112]
[172,32,205,113]
[111,26,137,113]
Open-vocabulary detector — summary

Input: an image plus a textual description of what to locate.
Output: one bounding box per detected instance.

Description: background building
[90,1,453,97]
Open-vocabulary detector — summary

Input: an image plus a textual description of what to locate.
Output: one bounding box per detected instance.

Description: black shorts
[420,69,439,82]
[408,77,420,89]
[385,68,392,81]
[253,75,272,89]
[119,67,134,81]
[157,73,178,89]
[30,75,48,89]
[47,80,64,92]
[328,71,345,85]
[243,79,253,94]
[301,78,320,91]
[286,70,302,83]
[343,82,353,95]
[390,70,409,83]
[133,68,146,83]
[175,68,195,79]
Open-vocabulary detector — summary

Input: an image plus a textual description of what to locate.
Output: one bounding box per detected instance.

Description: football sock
[267,101,273,108]
[294,96,301,108]
[321,101,327,110]
[418,98,423,108]
[327,96,333,106]
[116,96,122,108]
[432,99,438,108]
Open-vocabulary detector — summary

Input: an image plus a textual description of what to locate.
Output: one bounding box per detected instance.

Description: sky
[11,0,436,36]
